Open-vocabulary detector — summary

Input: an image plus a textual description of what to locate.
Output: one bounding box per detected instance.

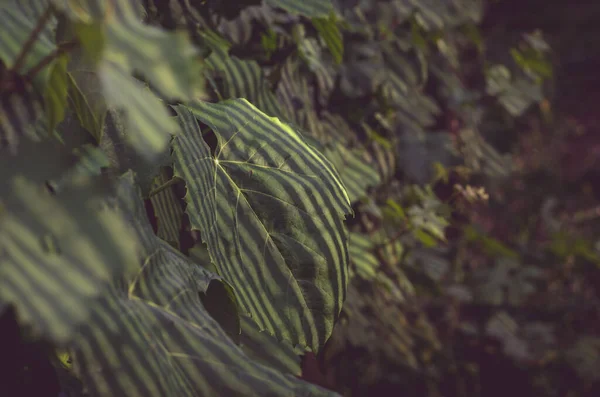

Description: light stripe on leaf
[171,100,351,352]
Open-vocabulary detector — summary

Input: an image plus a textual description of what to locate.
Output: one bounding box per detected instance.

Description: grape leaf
[172,101,351,351]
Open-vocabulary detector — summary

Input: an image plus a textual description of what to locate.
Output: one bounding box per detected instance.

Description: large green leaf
[0,140,139,343]
[69,172,338,397]
[172,101,351,351]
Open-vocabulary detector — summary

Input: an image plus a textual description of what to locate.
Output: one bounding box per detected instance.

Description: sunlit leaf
[172,101,351,351]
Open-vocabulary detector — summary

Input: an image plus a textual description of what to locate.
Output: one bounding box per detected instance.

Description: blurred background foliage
[311,1,600,396]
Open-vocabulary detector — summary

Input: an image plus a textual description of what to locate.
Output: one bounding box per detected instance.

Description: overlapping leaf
[99,109,172,195]
[293,27,337,106]
[239,314,303,376]
[65,0,203,160]
[201,30,285,119]
[348,232,379,280]
[0,140,139,343]
[149,169,183,248]
[69,172,338,397]
[172,101,351,351]
[319,114,380,203]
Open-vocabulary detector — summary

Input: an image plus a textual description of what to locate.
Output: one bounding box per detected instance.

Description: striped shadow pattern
[319,113,380,204]
[149,169,183,249]
[0,81,45,152]
[277,62,379,204]
[0,0,57,87]
[276,58,326,140]
[0,140,139,343]
[0,0,67,149]
[171,100,351,352]
[294,33,337,108]
[69,172,339,397]
[322,143,380,204]
[347,232,379,281]
[201,30,285,120]
[217,4,276,46]
[239,313,303,376]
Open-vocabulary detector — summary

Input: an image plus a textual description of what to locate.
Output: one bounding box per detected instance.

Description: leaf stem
[148,177,183,198]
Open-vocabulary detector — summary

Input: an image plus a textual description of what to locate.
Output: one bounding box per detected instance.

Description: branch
[13,5,54,73]
[25,40,79,81]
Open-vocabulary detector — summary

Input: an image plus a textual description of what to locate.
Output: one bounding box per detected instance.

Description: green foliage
[0,146,137,344]
[0,1,352,395]
[69,172,332,397]
[1,0,598,396]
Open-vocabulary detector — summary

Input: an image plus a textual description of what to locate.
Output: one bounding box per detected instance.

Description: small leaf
[312,15,343,64]
[44,53,69,133]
